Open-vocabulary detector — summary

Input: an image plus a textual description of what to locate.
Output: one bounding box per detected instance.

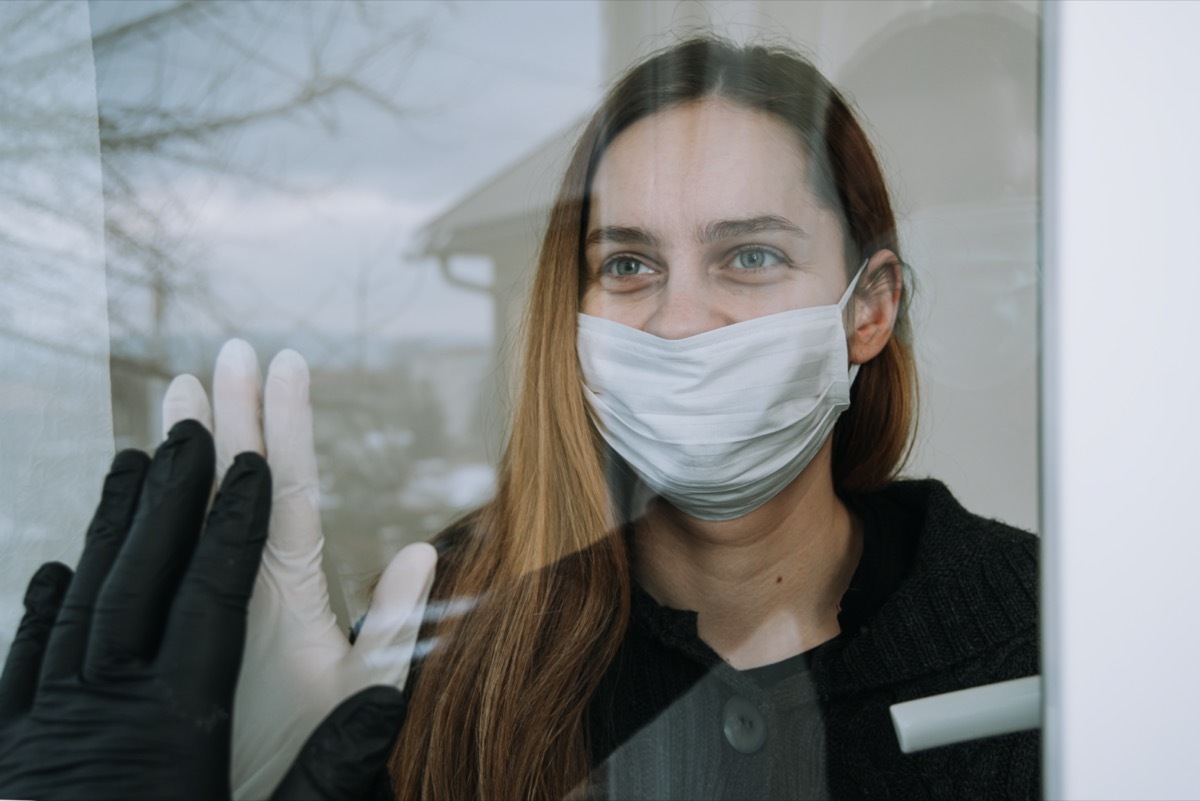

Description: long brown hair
[390,36,917,799]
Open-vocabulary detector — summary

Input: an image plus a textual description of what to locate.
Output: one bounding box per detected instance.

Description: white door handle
[889,675,1041,753]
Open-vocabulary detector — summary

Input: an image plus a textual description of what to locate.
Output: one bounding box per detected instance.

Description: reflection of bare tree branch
[79,1,441,357]
[5,2,474,618]
[103,77,367,152]
[1,0,449,460]
[89,1,206,54]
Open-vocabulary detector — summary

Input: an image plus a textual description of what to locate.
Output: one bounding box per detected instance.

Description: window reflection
[1,1,1041,797]
[85,0,603,619]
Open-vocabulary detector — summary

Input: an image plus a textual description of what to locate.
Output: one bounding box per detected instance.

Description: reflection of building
[413,0,1041,531]
[414,126,583,459]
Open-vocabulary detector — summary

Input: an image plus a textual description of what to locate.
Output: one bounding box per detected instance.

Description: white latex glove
[162,339,437,801]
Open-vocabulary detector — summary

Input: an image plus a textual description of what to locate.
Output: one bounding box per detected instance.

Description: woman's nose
[642,276,726,340]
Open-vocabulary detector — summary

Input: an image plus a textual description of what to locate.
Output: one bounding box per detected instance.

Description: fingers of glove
[214,339,266,483]
[158,451,271,704]
[268,685,407,801]
[260,349,344,648]
[353,542,437,685]
[84,420,215,678]
[263,349,322,557]
[162,373,213,437]
[0,563,72,721]
[38,449,151,684]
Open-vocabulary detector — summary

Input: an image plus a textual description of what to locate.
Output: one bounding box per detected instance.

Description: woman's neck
[632,441,862,669]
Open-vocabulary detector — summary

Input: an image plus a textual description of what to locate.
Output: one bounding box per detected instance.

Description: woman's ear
[848,249,902,365]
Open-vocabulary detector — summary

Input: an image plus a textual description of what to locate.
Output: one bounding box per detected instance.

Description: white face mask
[577,263,865,522]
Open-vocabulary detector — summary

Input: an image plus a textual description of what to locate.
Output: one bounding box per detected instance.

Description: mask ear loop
[837,258,871,311]
[841,258,871,384]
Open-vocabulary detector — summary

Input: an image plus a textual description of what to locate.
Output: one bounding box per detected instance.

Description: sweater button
[722,695,766,754]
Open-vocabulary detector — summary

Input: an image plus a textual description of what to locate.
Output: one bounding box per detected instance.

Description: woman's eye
[604,257,651,276]
[731,248,783,270]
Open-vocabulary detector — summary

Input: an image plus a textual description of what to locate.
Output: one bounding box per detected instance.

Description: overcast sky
[88,0,604,351]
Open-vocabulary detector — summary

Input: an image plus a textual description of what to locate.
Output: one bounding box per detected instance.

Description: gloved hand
[0,422,412,801]
[162,339,437,800]
[0,424,239,799]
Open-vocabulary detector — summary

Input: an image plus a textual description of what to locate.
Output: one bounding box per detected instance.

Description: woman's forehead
[587,99,833,239]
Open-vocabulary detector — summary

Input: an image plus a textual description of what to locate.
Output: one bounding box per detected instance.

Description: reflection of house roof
[415,117,585,257]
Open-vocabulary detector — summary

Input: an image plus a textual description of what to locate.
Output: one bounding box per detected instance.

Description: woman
[388,36,1039,800]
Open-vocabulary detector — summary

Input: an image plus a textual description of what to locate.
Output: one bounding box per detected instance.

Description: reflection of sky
[89,0,602,345]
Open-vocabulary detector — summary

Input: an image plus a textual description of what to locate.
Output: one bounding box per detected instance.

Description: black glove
[271,685,404,801]
[0,421,407,800]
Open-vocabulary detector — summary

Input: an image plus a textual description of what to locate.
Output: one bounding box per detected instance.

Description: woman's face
[581,99,851,338]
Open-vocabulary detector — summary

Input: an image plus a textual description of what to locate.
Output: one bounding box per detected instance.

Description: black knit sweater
[585,479,1040,800]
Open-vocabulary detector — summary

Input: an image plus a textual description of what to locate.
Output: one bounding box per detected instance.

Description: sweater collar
[813,480,1038,695]
[626,480,1038,696]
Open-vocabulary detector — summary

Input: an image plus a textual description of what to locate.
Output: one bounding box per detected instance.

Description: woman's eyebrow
[699,215,808,244]
[584,225,660,249]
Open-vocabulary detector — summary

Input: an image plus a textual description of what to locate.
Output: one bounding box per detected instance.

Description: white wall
[1042,2,1200,798]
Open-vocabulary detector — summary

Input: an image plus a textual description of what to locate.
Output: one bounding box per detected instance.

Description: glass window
[1,2,1041,798]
